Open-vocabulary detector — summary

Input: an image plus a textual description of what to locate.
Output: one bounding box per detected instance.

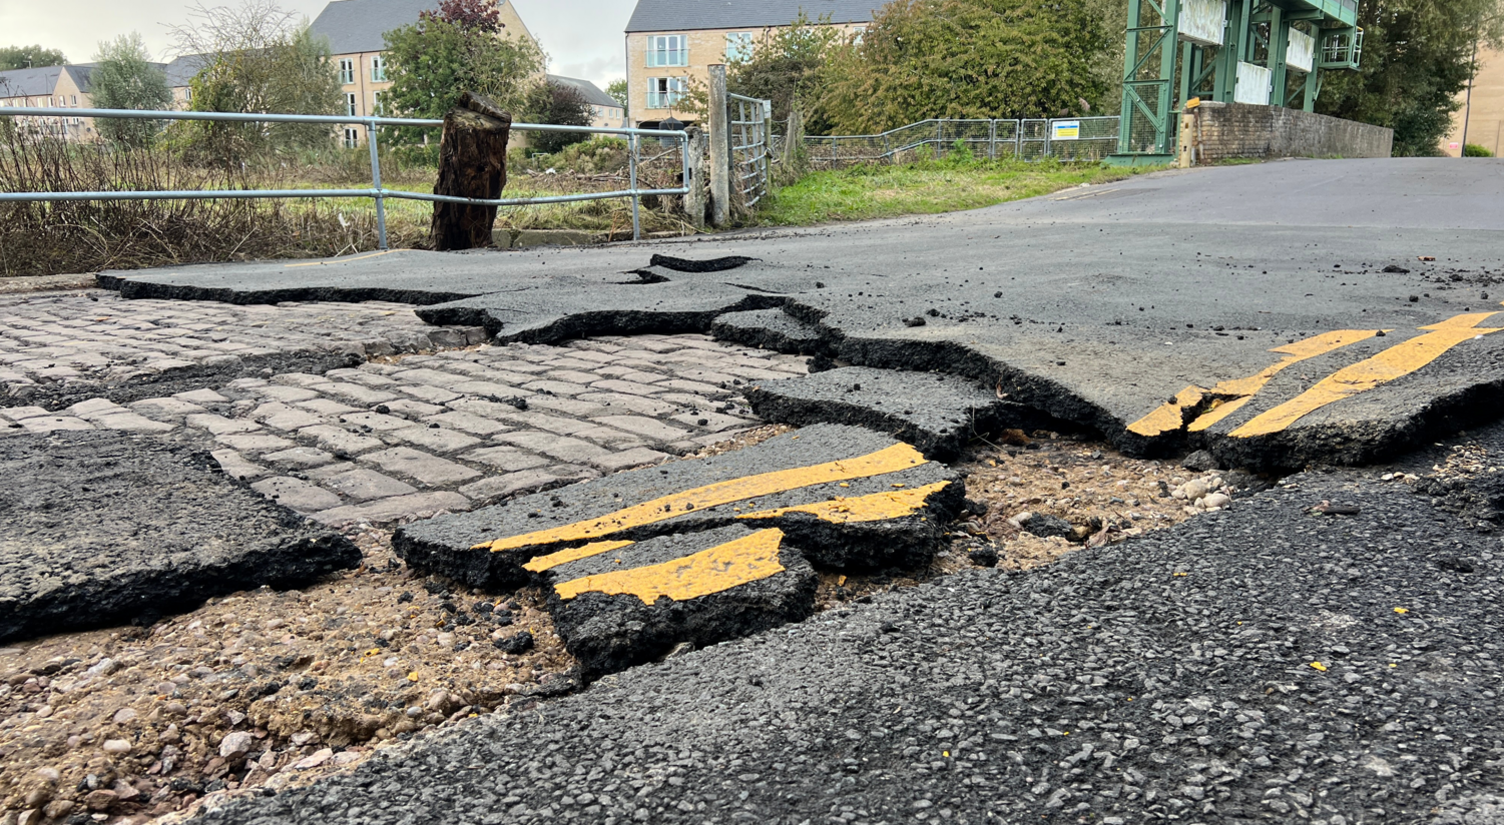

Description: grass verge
[757,157,1164,226]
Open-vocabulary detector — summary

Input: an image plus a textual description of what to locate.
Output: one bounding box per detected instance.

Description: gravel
[185,463,1504,824]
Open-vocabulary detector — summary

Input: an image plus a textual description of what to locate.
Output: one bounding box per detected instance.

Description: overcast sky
[0,0,637,88]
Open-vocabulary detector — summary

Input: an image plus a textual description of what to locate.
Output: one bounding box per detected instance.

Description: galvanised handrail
[0,106,691,248]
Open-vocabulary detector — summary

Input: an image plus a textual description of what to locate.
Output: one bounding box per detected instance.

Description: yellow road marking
[472,443,928,553]
[738,481,950,523]
[554,528,787,604]
[1127,330,1381,437]
[1232,312,1504,437]
[284,250,399,268]
[523,539,635,573]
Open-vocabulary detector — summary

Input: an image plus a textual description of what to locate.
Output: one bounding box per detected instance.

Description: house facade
[623,0,878,127]
[549,74,625,129]
[311,0,538,146]
[0,64,98,141]
[1445,47,1504,157]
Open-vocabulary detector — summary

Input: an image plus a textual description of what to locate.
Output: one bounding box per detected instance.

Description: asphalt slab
[0,430,360,644]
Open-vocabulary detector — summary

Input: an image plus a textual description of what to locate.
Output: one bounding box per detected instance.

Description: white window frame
[726,32,754,62]
[344,92,358,117]
[646,76,688,110]
[343,127,359,149]
[371,91,384,116]
[370,55,386,83]
[339,58,355,85]
[646,34,688,68]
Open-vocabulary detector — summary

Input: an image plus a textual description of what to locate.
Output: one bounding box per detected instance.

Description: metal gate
[727,93,772,209]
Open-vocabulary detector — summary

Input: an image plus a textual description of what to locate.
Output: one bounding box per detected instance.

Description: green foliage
[525,80,593,154]
[170,3,343,161]
[1317,0,1504,156]
[1464,142,1496,157]
[0,45,67,71]
[380,16,545,144]
[606,78,628,116]
[817,0,1111,135]
[728,14,842,133]
[89,33,172,149]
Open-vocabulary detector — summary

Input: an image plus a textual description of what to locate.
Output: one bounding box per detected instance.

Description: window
[343,128,359,148]
[646,34,688,68]
[71,95,77,105]
[339,58,354,85]
[372,91,384,116]
[184,87,192,102]
[646,77,687,110]
[345,92,357,117]
[370,55,386,83]
[726,32,754,62]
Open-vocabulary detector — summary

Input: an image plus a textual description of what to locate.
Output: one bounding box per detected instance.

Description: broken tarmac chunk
[711,308,826,355]
[543,524,818,679]
[0,431,360,644]
[394,424,962,590]
[649,254,755,273]
[746,367,1046,461]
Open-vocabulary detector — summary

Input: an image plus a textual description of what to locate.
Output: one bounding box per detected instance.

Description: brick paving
[0,291,486,392]
[0,291,809,526]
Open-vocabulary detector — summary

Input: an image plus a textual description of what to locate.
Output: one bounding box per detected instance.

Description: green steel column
[1157,0,1181,153]
[1179,41,1195,108]
[1302,59,1321,111]
[1268,6,1288,107]
[1117,0,1144,154]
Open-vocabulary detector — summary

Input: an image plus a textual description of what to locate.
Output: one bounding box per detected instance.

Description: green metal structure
[1109,0,1364,165]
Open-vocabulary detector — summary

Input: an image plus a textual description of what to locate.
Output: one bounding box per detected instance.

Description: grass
[757,156,1163,227]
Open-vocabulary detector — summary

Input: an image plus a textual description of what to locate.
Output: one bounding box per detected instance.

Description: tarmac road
[161,157,1504,825]
[107,158,1504,469]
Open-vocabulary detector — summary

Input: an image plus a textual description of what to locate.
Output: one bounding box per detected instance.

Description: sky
[0,0,637,88]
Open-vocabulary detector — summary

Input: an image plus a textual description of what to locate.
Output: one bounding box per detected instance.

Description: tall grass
[0,129,422,278]
[0,132,698,279]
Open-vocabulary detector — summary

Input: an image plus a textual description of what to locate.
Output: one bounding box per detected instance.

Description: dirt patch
[0,530,572,823]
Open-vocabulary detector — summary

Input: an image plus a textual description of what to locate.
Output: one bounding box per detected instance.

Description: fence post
[988,120,997,161]
[762,99,773,197]
[707,64,730,228]
[684,127,707,229]
[365,119,388,251]
[629,133,642,240]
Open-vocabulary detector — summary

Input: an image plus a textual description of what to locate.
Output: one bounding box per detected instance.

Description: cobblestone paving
[0,310,808,525]
[0,291,485,392]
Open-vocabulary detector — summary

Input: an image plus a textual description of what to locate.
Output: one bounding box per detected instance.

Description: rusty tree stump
[432,92,512,251]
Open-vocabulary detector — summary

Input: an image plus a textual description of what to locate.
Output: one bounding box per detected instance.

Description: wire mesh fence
[805,116,1121,169]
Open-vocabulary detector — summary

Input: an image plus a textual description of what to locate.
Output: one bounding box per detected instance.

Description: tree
[728,14,841,133]
[89,33,172,148]
[525,80,592,154]
[607,78,629,118]
[380,4,545,144]
[170,0,344,159]
[0,45,67,71]
[1316,0,1504,156]
[816,0,1111,135]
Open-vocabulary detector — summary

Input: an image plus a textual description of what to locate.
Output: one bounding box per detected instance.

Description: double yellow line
[1130,309,1504,438]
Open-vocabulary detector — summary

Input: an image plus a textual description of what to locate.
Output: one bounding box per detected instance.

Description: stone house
[623,0,878,128]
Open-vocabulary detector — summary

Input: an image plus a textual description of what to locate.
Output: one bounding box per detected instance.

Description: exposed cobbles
[0,321,808,526]
[0,291,487,404]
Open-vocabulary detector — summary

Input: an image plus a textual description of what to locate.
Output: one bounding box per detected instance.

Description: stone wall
[1191,102,1393,162]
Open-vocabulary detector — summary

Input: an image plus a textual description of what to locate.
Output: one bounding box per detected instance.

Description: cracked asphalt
[107,158,1504,470]
[9,157,1504,824]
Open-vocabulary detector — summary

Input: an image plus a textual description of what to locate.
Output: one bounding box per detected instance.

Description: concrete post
[707,64,730,228]
[685,127,708,229]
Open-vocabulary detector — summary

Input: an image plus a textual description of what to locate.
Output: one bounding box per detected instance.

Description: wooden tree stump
[432,92,512,252]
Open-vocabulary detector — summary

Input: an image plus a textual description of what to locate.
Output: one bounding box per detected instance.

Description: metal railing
[805,116,1121,168]
[0,107,692,248]
[727,93,772,209]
